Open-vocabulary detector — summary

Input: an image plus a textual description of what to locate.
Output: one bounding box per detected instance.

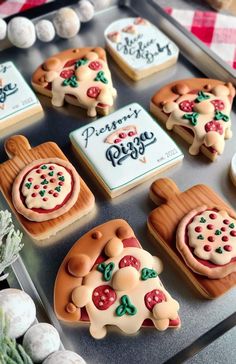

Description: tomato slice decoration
[179,100,194,112]
[119,255,141,271]
[87,86,101,99]
[89,61,102,71]
[60,69,75,79]
[144,289,166,311]
[205,120,224,135]
[92,285,117,310]
[211,99,225,111]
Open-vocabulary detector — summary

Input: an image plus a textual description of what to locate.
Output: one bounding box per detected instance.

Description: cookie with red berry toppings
[31,47,117,117]
[150,78,235,161]
[105,17,179,81]
[177,206,236,279]
[54,219,180,339]
[12,158,80,222]
[70,103,183,198]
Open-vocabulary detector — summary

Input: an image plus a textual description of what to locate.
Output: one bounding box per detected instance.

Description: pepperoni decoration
[230,231,236,237]
[128,131,135,137]
[207,224,214,230]
[31,193,37,198]
[144,289,166,311]
[34,185,40,190]
[208,236,215,242]
[89,61,102,71]
[205,121,224,135]
[204,245,212,252]
[86,86,101,99]
[114,138,121,144]
[119,133,126,139]
[60,69,75,79]
[223,219,230,225]
[119,255,141,271]
[49,166,55,170]
[211,99,225,111]
[195,226,202,233]
[221,227,226,232]
[36,169,41,174]
[209,213,217,220]
[222,236,229,242]
[92,285,116,310]
[179,100,194,112]
[224,245,232,252]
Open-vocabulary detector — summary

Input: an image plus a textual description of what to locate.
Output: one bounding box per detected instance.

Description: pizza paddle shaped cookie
[150,79,235,161]
[54,220,180,339]
[0,135,95,240]
[32,47,117,117]
[148,178,236,298]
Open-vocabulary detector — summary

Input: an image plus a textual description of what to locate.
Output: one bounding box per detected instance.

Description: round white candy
[230,153,236,186]
[7,17,36,48]
[53,7,80,39]
[0,288,36,339]
[77,0,94,22]
[43,350,86,364]
[23,323,60,363]
[91,0,111,10]
[35,19,55,42]
[0,18,7,40]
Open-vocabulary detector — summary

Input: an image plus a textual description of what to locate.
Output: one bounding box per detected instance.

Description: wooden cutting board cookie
[0,135,95,240]
[147,178,236,299]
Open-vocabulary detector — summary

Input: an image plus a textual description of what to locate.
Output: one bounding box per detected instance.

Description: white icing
[230,153,236,186]
[21,163,72,210]
[0,61,41,123]
[70,103,183,193]
[104,17,179,71]
[187,210,236,265]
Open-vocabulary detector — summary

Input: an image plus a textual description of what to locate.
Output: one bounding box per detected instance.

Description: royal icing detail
[0,61,41,124]
[105,17,179,71]
[71,246,180,338]
[70,103,183,197]
[187,210,236,265]
[163,85,233,156]
[39,51,117,117]
[21,163,72,210]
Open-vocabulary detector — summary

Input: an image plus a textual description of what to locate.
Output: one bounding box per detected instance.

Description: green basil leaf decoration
[214,110,229,122]
[183,112,199,126]
[75,58,88,68]
[25,182,32,189]
[215,229,222,235]
[59,176,65,182]
[94,71,108,84]
[215,247,223,254]
[200,217,206,223]
[97,262,115,281]
[48,171,54,176]
[116,295,137,317]
[55,186,61,192]
[141,268,158,281]
[197,235,204,240]
[195,91,210,103]
[39,190,46,197]
[41,179,49,185]
[62,75,79,88]
[229,223,235,229]
[41,165,47,169]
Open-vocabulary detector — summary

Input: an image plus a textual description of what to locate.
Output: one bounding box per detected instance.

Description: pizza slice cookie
[54,219,180,339]
[32,47,117,117]
[104,17,179,81]
[148,178,236,298]
[150,79,235,161]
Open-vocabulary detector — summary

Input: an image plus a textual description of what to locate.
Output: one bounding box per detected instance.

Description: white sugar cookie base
[150,101,218,162]
[106,43,178,81]
[72,144,182,199]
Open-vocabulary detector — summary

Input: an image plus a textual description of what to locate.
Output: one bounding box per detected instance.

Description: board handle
[4,135,31,159]
[150,178,180,205]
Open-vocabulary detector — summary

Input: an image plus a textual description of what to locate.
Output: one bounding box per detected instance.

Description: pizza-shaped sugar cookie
[12,158,80,222]
[177,206,236,279]
[150,79,235,161]
[32,47,117,117]
[54,220,180,339]
[104,17,179,81]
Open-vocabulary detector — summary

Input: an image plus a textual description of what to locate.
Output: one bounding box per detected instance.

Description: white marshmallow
[7,17,36,48]
[35,19,55,42]
[0,18,7,40]
[53,7,80,39]
[77,0,95,22]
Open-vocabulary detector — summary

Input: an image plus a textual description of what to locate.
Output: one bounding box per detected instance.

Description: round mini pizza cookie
[12,158,80,222]
[177,205,236,279]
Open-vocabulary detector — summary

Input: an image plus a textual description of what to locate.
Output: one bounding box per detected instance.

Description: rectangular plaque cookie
[70,103,183,198]
[0,61,43,130]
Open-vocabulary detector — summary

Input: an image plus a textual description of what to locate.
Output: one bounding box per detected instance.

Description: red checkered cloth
[165,8,236,69]
[0,0,53,18]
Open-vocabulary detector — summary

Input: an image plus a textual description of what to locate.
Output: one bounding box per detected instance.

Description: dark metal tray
[0,1,236,363]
